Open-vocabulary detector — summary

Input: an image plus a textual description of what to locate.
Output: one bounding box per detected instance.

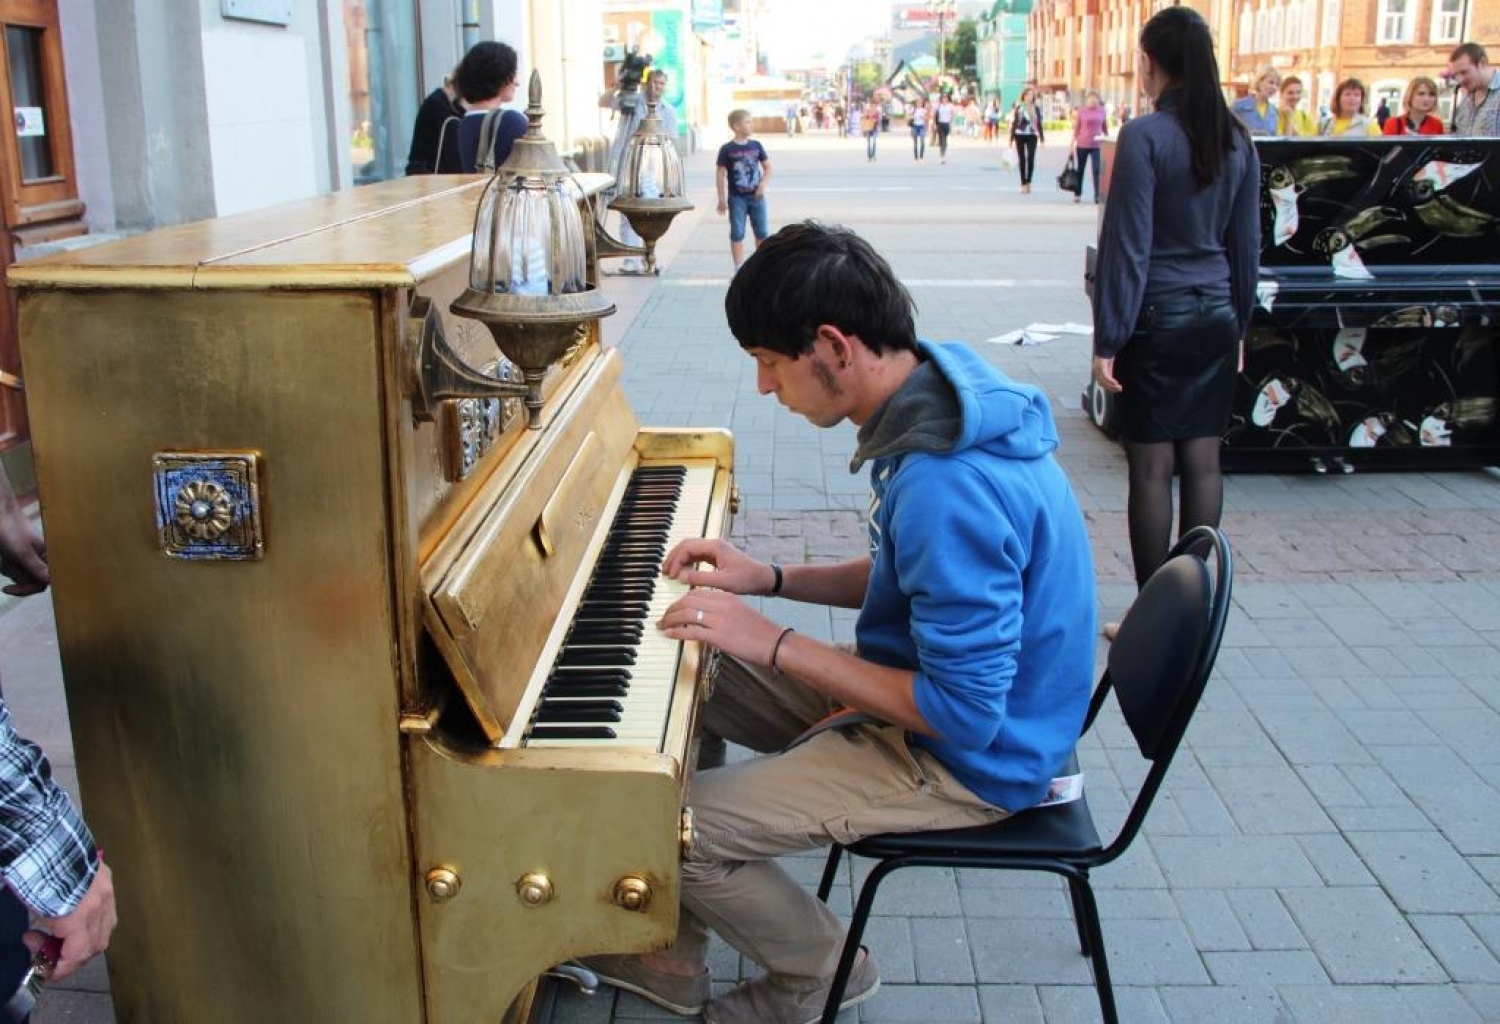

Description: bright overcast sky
[760,0,890,70]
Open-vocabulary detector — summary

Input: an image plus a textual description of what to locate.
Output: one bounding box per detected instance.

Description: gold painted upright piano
[9,174,733,1022]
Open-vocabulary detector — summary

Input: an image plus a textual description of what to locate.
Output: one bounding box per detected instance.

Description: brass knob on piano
[517,871,555,907]
[426,867,462,903]
[614,876,652,913]
[680,808,696,859]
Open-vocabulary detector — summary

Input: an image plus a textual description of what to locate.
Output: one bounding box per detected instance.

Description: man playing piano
[583,221,1097,1023]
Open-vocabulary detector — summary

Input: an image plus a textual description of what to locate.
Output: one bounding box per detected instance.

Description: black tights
[1125,436,1223,589]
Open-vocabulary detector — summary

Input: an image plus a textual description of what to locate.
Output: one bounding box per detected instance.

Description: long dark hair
[1139,7,1244,189]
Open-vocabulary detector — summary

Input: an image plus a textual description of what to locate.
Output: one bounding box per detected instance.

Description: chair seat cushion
[847,791,1103,860]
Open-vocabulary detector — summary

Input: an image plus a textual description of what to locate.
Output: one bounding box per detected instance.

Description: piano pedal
[1309,457,1329,475]
[545,963,599,996]
[1330,456,1355,474]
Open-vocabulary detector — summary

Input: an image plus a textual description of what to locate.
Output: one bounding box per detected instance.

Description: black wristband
[768,562,784,596]
[770,627,795,674]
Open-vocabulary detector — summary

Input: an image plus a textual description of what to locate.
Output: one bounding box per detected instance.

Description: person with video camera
[599,50,677,274]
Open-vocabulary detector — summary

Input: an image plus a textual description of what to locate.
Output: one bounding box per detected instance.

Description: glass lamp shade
[620,122,686,201]
[469,172,589,296]
[449,70,615,429]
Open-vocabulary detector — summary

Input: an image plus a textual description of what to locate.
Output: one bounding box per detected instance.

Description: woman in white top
[909,98,929,161]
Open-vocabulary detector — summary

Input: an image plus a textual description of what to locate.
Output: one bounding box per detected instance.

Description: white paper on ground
[984,322,1091,345]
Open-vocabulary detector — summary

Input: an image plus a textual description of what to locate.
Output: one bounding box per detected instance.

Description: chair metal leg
[1065,874,1093,956]
[1067,877,1118,1024]
[819,857,894,1024]
[816,844,844,902]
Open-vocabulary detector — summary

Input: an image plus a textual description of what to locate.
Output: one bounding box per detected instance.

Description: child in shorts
[715,110,773,269]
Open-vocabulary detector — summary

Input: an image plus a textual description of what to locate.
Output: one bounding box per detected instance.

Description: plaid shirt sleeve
[0,699,98,917]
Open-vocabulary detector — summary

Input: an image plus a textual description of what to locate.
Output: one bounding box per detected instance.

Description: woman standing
[909,97,930,161]
[1276,75,1316,136]
[984,97,1002,142]
[1318,78,1383,136]
[1071,90,1108,203]
[1091,6,1260,630]
[404,73,462,174]
[861,98,882,161]
[1230,65,1282,135]
[934,92,957,162]
[1008,86,1045,193]
[1383,77,1446,135]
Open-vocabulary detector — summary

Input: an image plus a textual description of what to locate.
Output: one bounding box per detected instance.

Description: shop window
[343,0,419,184]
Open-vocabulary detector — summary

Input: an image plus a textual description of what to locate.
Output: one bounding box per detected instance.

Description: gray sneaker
[576,952,710,1016]
[702,948,880,1024]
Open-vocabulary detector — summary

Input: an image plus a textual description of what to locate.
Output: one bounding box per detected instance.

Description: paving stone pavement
[2,129,1497,1022]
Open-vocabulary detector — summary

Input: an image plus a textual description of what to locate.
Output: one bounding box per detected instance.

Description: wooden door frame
[0,0,85,451]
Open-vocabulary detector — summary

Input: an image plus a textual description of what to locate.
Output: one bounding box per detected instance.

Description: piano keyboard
[520,462,715,749]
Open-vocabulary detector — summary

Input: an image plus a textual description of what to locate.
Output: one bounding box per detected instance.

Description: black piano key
[567,623,644,640]
[528,725,618,740]
[547,665,634,681]
[539,697,624,712]
[577,600,650,615]
[536,702,624,723]
[558,653,639,668]
[568,616,645,631]
[542,680,629,697]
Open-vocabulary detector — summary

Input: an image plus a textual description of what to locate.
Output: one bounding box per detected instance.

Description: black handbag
[1057,153,1081,194]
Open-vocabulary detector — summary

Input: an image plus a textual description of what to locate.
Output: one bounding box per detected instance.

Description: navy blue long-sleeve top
[1092,91,1261,357]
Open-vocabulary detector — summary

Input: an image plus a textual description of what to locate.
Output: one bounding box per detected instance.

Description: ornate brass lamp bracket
[407,294,528,424]
[594,219,646,261]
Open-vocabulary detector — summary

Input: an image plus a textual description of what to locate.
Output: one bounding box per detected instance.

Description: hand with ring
[661,588,789,670]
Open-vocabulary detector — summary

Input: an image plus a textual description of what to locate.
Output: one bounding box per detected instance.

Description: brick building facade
[1027,0,1500,122]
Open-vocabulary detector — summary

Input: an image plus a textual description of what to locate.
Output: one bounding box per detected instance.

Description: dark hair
[1139,7,1244,189]
[1450,42,1487,65]
[724,222,918,358]
[1333,77,1366,114]
[453,41,518,104]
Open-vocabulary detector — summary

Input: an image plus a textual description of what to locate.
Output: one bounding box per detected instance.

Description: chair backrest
[1095,526,1232,861]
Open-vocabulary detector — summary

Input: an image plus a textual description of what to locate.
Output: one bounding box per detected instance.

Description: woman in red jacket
[1383,77,1446,135]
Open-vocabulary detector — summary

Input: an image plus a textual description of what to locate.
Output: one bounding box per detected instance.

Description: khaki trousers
[668,655,1009,988]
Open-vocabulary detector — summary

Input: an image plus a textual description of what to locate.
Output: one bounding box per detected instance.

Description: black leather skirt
[1115,293,1239,442]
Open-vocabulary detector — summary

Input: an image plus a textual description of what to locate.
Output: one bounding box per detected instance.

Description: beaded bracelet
[770,626,796,674]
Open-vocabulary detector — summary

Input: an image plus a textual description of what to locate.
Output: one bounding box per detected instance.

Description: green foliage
[853,61,883,96]
[942,18,978,79]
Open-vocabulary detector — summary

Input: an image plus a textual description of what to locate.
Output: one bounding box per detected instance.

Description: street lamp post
[930,0,956,83]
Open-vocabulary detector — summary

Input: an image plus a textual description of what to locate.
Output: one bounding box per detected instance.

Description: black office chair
[815,526,1233,1024]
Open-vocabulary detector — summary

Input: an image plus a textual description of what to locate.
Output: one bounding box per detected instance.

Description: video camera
[616,46,654,112]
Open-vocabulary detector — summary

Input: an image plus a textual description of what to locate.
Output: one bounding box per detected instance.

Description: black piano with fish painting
[1084,135,1500,472]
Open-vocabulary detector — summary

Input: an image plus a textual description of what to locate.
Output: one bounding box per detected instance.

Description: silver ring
[695,609,704,624]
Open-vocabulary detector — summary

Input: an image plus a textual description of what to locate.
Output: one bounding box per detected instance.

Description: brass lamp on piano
[607,95,693,275]
[415,71,615,430]
[11,70,734,1024]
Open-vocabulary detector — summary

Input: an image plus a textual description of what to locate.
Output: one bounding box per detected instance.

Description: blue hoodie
[853,341,1096,811]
